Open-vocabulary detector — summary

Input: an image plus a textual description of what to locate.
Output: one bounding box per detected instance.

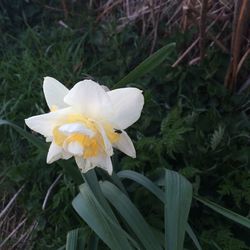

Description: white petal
[46,136,53,142]
[75,157,94,172]
[47,141,63,164]
[95,122,113,156]
[75,154,113,175]
[66,141,84,156]
[101,85,110,92]
[25,107,73,137]
[107,88,144,129]
[113,131,136,158]
[64,80,113,120]
[47,141,72,164]
[61,151,72,160]
[59,123,95,137]
[88,154,113,175]
[43,77,69,110]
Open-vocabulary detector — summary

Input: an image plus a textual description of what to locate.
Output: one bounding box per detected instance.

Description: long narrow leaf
[115,43,175,87]
[87,233,99,250]
[165,169,192,250]
[118,170,164,201]
[110,171,128,195]
[194,195,250,229]
[66,227,90,250]
[66,229,78,250]
[185,224,202,250]
[73,183,136,250]
[100,181,163,250]
[83,170,118,221]
[83,169,124,228]
[118,170,202,250]
[151,227,165,247]
[82,170,139,248]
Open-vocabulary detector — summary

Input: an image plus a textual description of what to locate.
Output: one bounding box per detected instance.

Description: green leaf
[72,183,136,250]
[115,43,176,87]
[118,170,201,250]
[66,229,78,250]
[194,195,250,229]
[151,227,165,247]
[83,170,120,224]
[118,170,164,201]
[83,170,116,215]
[66,227,90,250]
[185,224,202,250]
[86,233,99,250]
[100,181,163,250]
[165,169,192,250]
[110,172,128,195]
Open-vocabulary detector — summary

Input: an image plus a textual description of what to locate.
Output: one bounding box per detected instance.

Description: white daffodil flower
[25,77,144,175]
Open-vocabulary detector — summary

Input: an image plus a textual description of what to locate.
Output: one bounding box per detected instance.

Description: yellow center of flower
[53,114,120,159]
[50,105,58,112]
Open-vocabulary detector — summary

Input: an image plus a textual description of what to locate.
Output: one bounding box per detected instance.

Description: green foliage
[210,125,225,151]
[100,181,162,249]
[73,182,136,250]
[118,170,200,249]
[201,227,249,250]
[161,107,193,158]
[71,169,196,249]
[65,227,91,250]
[1,1,250,249]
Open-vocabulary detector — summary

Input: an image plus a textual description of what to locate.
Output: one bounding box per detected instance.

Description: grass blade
[115,43,175,87]
[100,181,163,250]
[165,169,192,250]
[194,195,250,229]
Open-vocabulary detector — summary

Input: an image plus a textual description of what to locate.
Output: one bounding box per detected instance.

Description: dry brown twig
[0,184,25,220]
[172,38,199,67]
[42,173,63,210]
[95,0,239,68]
[0,218,27,249]
[172,5,225,67]
[224,0,250,91]
[199,0,209,61]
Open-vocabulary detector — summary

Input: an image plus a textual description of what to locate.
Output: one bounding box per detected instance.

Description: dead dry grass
[94,0,249,91]
[43,0,250,89]
[0,186,36,250]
